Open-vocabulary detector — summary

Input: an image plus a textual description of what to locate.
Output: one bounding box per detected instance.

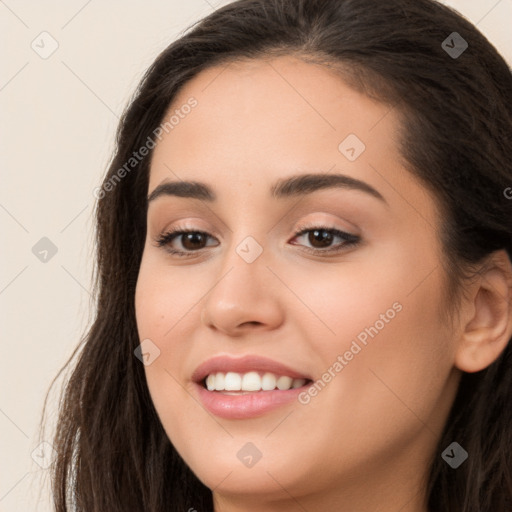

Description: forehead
[148,55,437,226]
[151,56,397,176]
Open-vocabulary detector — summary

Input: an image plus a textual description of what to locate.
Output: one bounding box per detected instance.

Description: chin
[171,433,309,498]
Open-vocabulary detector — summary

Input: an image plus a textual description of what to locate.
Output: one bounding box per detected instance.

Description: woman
[43,0,512,510]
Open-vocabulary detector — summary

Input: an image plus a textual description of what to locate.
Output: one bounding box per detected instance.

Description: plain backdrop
[1,1,511,510]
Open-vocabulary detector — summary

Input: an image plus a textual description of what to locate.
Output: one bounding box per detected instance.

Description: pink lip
[191,355,312,420]
[195,383,309,419]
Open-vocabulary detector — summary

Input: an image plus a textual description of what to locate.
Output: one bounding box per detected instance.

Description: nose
[199,238,285,336]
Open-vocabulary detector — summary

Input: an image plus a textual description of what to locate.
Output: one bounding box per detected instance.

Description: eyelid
[153,220,361,259]
[292,218,359,238]
[155,217,357,243]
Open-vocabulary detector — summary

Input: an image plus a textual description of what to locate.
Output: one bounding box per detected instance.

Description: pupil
[179,230,335,251]
[183,233,205,249]
[310,229,332,248]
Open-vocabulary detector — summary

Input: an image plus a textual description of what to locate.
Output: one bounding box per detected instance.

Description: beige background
[1,1,511,510]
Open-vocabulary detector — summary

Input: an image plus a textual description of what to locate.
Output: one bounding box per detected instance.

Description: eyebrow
[147,173,387,204]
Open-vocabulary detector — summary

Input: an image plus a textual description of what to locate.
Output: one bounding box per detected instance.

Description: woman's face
[135,56,462,510]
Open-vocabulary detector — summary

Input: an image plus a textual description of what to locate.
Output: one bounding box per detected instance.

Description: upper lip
[191,355,312,384]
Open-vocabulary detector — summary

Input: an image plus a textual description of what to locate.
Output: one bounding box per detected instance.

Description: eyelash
[154,223,361,258]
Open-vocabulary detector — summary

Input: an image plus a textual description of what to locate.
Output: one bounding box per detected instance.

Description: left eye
[155,226,361,257]
[291,226,360,253]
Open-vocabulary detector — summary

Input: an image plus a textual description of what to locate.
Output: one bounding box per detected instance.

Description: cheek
[134,254,208,437]
[319,275,453,434]
[293,243,455,435]
[287,277,455,484]
[135,255,198,339]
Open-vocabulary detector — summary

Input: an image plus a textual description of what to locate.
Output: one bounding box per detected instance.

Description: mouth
[192,355,313,419]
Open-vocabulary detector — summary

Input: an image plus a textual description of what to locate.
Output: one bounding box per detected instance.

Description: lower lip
[194,382,309,419]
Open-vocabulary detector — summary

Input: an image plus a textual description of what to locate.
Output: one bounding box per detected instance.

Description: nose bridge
[215,195,273,276]
[199,230,284,332]
[211,232,269,302]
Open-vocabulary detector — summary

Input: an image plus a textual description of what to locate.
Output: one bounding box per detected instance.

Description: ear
[454,250,512,373]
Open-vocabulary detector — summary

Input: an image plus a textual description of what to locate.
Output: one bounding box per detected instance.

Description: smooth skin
[134,56,512,512]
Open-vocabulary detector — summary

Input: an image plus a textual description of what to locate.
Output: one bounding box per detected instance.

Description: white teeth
[276,376,293,390]
[224,372,242,391]
[204,371,307,392]
[292,378,306,388]
[206,374,215,390]
[261,372,277,390]
[241,371,261,391]
[214,372,225,391]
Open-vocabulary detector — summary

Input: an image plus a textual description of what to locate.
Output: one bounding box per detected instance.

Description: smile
[193,355,313,419]
[204,371,307,392]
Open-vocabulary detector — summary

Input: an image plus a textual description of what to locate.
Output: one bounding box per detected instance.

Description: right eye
[155,228,219,257]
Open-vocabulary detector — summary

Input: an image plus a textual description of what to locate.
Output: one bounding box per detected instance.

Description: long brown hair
[42,0,512,510]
